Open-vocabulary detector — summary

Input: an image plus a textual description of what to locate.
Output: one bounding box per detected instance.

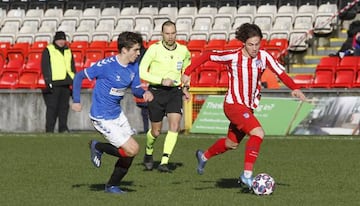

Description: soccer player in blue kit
[71,32,153,194]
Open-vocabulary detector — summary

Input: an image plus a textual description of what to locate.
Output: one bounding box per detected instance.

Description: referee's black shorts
[147,85,183,122]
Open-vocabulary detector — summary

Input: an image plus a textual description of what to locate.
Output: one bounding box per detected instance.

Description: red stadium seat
[292,74,314,88]
[5,52,24,72]
[189,70,199,87]
[16,71,39,89]
[70,41,89,50]
[263,45,282,60]
[30,41,48,52]
[224,39,243,50]
[83,58,98,69]
[218,68,229,87]
[72,49,84,72]
[9,42,30,58]
[36,74,46,89]
[84,48,104,69]
[267,38,289,51]
[339,56,360,66]
[82,78,96,89]
[147,40,159,47]
[204,39,226,51]
[0,42,11,57]
[202,61,221,71]
[187,39,206,54]
[108,40,117,49]
[310,67,334,88]
[353,69,360,88]
[105,41,118,57]
[317,56,340,69]
[332,65,356,88]
[260,39,268,49]
[89,41,108,49]
[176,40,187,45]
[70,41,89,57]
[0,71,19,89]
[0,54,5,72]
[196,68,219,87]
[24,51,42,73]
[104,48,117,57]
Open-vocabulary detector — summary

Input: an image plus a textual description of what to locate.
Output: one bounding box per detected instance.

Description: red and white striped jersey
[184,49,299,109]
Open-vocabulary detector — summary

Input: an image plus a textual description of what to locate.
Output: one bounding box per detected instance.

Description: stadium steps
[337,30,348,39]
[316,46,340,56]
[289,64,317,74]
[329,37,347,47]
[303,55,325,65]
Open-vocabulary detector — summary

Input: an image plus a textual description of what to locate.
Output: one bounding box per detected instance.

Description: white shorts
[91,112,134,148]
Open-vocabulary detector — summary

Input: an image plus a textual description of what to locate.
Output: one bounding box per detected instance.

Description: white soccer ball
[252,173,276,195]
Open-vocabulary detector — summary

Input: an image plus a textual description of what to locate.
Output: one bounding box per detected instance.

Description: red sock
[204,138,227,159]
[244,135,263,171]
[118,148,128,157]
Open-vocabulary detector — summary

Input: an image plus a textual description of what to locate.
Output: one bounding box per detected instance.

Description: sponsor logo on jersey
[109,88,126,96]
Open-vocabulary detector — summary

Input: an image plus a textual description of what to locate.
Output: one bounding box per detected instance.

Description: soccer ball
[252,173,275,195]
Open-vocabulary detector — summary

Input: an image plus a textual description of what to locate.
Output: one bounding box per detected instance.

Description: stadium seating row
[0,37,289,89]
[0,0,346,51]
[0,0,351,12]
[0,37,288,63]
[293,56,360,88]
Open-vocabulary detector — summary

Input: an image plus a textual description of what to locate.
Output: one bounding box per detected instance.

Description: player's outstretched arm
[291,89,306,101]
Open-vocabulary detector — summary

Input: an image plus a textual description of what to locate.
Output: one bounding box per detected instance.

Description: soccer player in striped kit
[71,32,153,194]
[181,23,306,189]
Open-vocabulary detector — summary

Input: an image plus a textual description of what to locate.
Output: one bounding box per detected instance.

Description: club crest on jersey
[255,59,263,69]
[130,72,135,81]
[243,112,250,119]
[116,75,121,81]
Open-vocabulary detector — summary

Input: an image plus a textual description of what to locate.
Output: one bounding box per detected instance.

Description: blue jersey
[72,56,145,120]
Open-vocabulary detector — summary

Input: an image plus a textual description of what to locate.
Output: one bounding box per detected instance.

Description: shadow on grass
[72,181,136,192]
[215,178,240,188]
[136,161,184,172]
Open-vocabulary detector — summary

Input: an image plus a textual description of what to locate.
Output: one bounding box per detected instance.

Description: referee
[139,21,191,172]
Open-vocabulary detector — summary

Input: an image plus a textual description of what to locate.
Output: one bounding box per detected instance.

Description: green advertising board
[190,95,314,135]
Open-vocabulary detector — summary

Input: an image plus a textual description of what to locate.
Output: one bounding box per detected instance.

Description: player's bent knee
[152,130,161,137]
[225,138,238,149]
[250,127,265,138]
[123,138,139,157]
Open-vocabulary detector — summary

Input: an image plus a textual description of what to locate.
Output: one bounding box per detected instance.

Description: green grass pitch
[0,133,359,206]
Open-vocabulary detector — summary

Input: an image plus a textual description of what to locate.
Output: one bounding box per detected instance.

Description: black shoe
[157,164,171,173]
[143,154,154,170]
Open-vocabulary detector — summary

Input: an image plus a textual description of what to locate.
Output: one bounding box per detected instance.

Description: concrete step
[289,64,317,74]
[316,46,340,56]
[303,55,325,65]
[338,29,348,39]
[329,37,346,47]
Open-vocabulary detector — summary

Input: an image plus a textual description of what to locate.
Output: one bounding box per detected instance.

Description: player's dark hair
[117,32,143,53]
[161,20,176,32]
[235,23,263,43]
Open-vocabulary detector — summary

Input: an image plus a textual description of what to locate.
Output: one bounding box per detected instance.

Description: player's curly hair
[235,23,263,43]
[117,31,143,53]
